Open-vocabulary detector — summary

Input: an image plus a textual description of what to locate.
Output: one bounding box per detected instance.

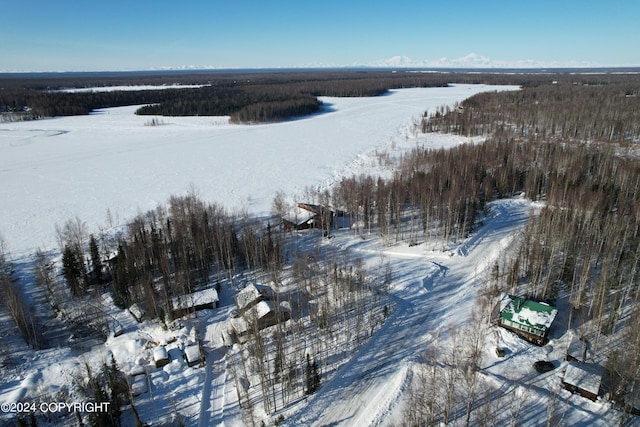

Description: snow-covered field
[1,84,630,426]
[0,84,514,257]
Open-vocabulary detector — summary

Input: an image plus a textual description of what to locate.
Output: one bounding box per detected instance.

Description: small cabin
[129,303,146,323]
[495,294,558,346]
[234,283,276,314]
[184,344,204,367]
[153,347,169,368]
[562,362,602,401]
[283,203,338,232]
[171,288,219,319]
[230,284,291,342]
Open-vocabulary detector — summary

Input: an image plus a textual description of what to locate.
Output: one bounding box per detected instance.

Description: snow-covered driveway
[286,197,534,426]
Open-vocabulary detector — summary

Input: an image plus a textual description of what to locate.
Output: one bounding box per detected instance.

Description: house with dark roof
[495,294,558,345]
[282,203,349,232]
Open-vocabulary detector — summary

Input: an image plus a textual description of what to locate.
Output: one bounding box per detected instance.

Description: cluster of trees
[0,88,169,118]
[136,85,323,123]
[75,356,134,427]
[0,236,45,349]
[423,79,640,144]
[401,308,508,427]
[103,194,280,320]
[229,96,321,123]
[229,247,389,422]
[18,191,283,351]
[332,136,542,249]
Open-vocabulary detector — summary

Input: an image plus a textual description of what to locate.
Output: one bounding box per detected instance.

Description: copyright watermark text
[1,400,110,415]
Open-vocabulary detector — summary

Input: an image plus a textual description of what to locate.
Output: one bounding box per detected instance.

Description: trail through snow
[199,348,227,427]
[284,197,534,426]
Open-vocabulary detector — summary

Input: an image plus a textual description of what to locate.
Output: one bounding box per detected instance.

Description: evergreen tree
[89,234,103,285]
[305,354,313,395]
[104,354,128,425]
[111,244,130,308]
[305,354,321,395]
[312,357,321,393]
[62,244,85,297]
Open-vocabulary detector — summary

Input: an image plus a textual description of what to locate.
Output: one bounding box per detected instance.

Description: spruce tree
[305,354,313,395]
[305,354,321,395]
[62,244,84,297]
[89,234,103,285]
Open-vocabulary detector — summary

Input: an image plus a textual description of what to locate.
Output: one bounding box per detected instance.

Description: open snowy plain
[0,84,629,426]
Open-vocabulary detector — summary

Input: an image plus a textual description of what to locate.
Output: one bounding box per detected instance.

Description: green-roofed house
[496,294,558,346]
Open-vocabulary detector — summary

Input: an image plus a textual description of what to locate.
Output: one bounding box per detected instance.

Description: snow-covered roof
[499,294,557,330]
[183,344,202,364]
[564,363,602,396]
[234,283,275,311]
[230,316,249,335]
[255,300,275,319]
[153,347,168,362]
[171,288,219,311]
[283,206,317,226]
[129,303,145,321]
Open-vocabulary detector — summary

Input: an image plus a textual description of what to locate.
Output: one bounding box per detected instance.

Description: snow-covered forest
[1,69,640,426]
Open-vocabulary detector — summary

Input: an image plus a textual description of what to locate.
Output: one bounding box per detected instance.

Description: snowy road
[199,348,227,427]
[285,197,534,426]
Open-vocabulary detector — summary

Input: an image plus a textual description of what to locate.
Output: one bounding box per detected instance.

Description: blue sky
[1,0,639,71]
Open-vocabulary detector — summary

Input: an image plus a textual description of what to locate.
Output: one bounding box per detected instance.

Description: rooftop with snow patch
[499,294,558,330]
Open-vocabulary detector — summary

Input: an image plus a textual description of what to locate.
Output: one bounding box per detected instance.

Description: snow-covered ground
[1,84,630,426]
[0,84,515,257]
[51,84,211,93]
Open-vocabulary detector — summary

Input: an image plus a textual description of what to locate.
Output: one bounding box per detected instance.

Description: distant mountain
[372,53,604,69]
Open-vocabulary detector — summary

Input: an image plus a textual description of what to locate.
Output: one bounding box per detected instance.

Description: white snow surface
[0,84,515,257]
[172,288,219,311]
[52,84,210,93]
[0,83,627,426]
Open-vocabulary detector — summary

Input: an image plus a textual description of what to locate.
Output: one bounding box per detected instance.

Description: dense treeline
[424,80,640,143]
[229,96,321,123]
[5,68,637,123]
[49,193,283,327]
[135,84,322,122]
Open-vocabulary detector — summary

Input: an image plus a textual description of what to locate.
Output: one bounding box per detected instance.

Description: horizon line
[3,64,640,75]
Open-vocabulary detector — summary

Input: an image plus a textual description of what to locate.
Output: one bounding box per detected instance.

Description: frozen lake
[0,84,517,256]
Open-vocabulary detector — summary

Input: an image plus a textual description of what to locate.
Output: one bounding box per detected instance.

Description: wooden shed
[153,347,169,368]
[562,362,602,402]
[129,303,146,323]
[184,344,204,367]
[171,287,219,319]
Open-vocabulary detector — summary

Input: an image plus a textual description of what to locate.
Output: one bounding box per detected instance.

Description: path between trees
[284,197,533,426]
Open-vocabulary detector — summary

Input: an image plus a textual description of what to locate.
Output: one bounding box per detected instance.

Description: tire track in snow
[198,348,226,427]
[285,197,535,426]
